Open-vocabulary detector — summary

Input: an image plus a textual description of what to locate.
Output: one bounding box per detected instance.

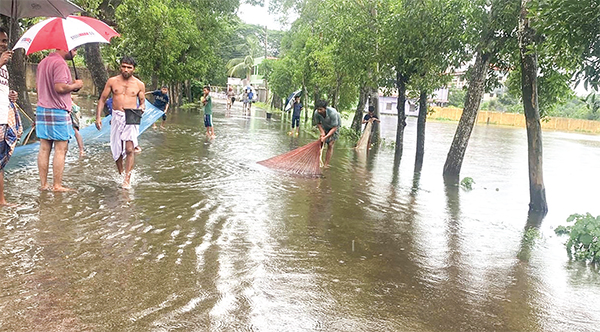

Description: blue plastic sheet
[7,100,164,169]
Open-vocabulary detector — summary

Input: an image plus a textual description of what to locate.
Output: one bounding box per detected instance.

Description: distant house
[368,89,419,117]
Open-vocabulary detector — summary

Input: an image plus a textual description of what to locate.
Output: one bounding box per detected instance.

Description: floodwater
[1,98,599,331]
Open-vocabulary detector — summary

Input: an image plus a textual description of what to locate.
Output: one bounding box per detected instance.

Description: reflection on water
[1,99,600,331]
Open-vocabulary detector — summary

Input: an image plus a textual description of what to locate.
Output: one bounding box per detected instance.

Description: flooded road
[1,98,599,331]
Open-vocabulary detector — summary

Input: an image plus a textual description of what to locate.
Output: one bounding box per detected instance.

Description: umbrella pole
[71,57,79,79]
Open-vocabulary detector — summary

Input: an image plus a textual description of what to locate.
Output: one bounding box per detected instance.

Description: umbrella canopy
[284,89,302,112]
[12,15,119,54]
[0,0,82,19]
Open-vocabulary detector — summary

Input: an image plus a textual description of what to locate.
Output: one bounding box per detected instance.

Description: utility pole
[264,25,269,104]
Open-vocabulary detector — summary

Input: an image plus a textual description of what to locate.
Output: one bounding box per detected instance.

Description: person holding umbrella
[35,47,83,191]
[12,15,120,191]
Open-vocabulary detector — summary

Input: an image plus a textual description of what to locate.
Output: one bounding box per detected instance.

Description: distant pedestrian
[247,86,254,113]
[146,85,169,129]
[202,86,215,139]
[242,88,249,115]
[36,47,83,191]
[226,86,235,114]
[288,95,302,136]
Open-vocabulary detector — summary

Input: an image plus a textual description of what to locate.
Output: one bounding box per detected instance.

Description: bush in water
[555,213,600,263]
[460,177,475,190]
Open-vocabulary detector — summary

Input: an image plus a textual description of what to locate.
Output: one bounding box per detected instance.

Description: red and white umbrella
[12,15,119,55]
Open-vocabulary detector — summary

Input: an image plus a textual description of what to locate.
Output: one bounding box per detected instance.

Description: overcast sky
[237,1,294,31]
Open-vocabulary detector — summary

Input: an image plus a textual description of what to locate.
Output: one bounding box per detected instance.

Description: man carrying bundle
[313,100,341,167]
[95,56,145,189]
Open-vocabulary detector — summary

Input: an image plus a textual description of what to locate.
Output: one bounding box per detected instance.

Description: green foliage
[460,177,475,190]
[555,213,600,263]
[505,61,574,117]
[447,87,467,108]
[338,126,360,145]
[267,56,296,105]
[534,0,600,91]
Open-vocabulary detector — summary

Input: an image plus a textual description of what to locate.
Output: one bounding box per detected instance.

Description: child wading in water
[202,86,215,139]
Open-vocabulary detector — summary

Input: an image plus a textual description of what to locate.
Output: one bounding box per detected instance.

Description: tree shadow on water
[516,211,545,263]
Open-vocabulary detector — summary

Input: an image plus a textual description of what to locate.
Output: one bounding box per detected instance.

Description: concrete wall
[430,107,600,134]
[25,63,97,96]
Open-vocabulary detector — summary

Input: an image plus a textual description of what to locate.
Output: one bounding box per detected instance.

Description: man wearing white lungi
[95,56,145,189]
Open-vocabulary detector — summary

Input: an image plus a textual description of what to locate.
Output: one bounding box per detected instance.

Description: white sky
[237,1,293,31]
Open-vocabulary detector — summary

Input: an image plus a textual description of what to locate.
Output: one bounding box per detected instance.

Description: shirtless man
[95,56,145,189]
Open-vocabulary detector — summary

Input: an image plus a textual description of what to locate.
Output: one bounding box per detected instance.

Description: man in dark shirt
[146,86,169,129]
[288,96,303,136]
[362,105,380,128]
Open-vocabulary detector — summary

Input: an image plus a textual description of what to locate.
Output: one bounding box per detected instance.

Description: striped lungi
[1,104,23,170]
[35,106,74,141]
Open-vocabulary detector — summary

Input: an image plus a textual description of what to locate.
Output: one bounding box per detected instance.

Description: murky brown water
[1,98,599,331]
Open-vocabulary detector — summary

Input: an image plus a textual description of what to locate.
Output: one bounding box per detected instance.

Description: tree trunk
[415,90,427,172]
[83,43,109,98]
[302,82,308,123]
[6,18,33,119]
[352,85,368,132]
[370,87,380,145]
[394,70,408,163]
[442,50,491,179]
[519,0,548,214]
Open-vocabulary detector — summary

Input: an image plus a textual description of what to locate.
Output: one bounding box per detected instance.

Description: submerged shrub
[554,213,600,263]
[460,177,475,190]
[339,126,361,145]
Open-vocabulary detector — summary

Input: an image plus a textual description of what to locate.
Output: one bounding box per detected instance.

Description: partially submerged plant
[555,213,600,263]
[460,177,475,190]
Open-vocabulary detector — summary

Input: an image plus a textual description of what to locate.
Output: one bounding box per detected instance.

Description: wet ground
[1,98,599,331]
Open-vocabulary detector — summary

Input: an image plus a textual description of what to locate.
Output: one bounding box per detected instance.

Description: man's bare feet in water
[0,200,17,207]
[122,173,132,189]
[52,186,76,192]
[79,150,85,158]
[40,185,51,191]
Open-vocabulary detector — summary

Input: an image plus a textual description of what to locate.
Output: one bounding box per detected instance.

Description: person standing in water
[288,95,302,136]
[71,98,84,157]
[95,56,145,189]
[36,47,83,191]
[147,85,169,129]
[0,26,21,206]
[313,100,341,167]
[202,86,215,139]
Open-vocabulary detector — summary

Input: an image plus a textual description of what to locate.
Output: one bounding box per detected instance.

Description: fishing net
[258,140,323,176]
[355,121,373,150]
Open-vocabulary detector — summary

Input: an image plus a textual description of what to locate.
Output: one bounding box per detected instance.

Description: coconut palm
[226,35,261,79]
[227,54,254,79]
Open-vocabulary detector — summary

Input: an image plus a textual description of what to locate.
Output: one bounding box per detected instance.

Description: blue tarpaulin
[6,100,164,170]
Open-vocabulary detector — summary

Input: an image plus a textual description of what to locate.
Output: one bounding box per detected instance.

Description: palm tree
[227,54,254,79]
[226,35,261,80]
